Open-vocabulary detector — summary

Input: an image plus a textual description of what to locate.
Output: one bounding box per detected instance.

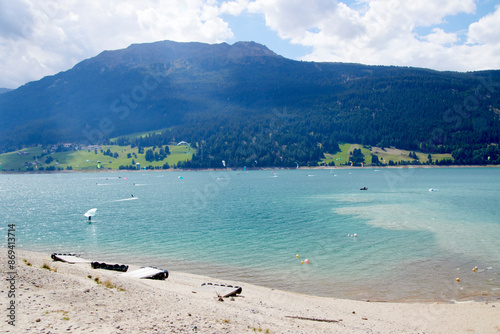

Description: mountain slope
[0,40,499,166]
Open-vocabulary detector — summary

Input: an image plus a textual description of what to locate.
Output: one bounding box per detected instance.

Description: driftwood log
[285,316,342,323]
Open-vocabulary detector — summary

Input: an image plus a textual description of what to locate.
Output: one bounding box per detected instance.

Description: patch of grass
[322,143,453,166]
[370,146,452,164]
[46,309,69,320]
[0,143,195,171]
[0,147,44,171]
[323,143,373,166]
[93,276,125,291]
[23,259,32,266]
[248,327,269,333]
[41,263,57,272]
[103,279,115,289]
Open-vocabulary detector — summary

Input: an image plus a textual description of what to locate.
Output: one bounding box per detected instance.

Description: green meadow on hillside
[0,144,194,172]
[0,141,453,172]
[321,144,453,166]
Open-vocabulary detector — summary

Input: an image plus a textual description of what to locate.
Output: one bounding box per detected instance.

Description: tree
[409,151,419,160]
[350,148,365,166]
[145,149,154,162]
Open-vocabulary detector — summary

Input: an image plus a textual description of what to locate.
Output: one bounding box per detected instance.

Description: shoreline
[13,246,500,305]
[3,249,500,333]
[1,164,500,175]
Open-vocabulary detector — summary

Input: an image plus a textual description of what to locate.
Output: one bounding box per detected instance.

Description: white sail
[84,208,97,217]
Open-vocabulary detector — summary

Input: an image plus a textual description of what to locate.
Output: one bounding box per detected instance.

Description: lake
[1,167,499,302]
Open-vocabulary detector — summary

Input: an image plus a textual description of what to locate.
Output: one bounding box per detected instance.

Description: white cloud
[250,0,342,39]
[219,0,250,16]
[1,0,500,88]
[0,0,233,88]
[424,28,458,45]
[380,0,476,26]
[234,0,500,71]
[467,5,500,45]
[0,0,34,39]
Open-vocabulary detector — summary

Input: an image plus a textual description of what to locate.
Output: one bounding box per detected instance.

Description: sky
[1,0,500,89]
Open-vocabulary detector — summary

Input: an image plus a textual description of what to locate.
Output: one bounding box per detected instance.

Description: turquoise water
[1,168,499,302]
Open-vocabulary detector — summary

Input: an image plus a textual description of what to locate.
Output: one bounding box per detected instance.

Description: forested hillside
[1,40,499,167]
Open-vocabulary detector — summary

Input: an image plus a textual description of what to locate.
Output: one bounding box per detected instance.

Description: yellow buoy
[456,278,460,282]
[301,261,304,264]
[296,254,299,258]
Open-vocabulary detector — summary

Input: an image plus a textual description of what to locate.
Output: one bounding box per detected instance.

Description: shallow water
[1,167,499,302]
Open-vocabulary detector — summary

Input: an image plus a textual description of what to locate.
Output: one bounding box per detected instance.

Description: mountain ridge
[73,40,281,72]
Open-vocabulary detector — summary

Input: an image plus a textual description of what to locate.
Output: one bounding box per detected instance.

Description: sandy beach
[2,249,499,333]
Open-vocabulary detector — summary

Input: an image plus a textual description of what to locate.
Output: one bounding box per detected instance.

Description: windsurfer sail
[84,208,97,221]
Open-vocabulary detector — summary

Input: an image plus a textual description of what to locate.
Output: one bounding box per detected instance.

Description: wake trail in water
[111,197,139,202]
